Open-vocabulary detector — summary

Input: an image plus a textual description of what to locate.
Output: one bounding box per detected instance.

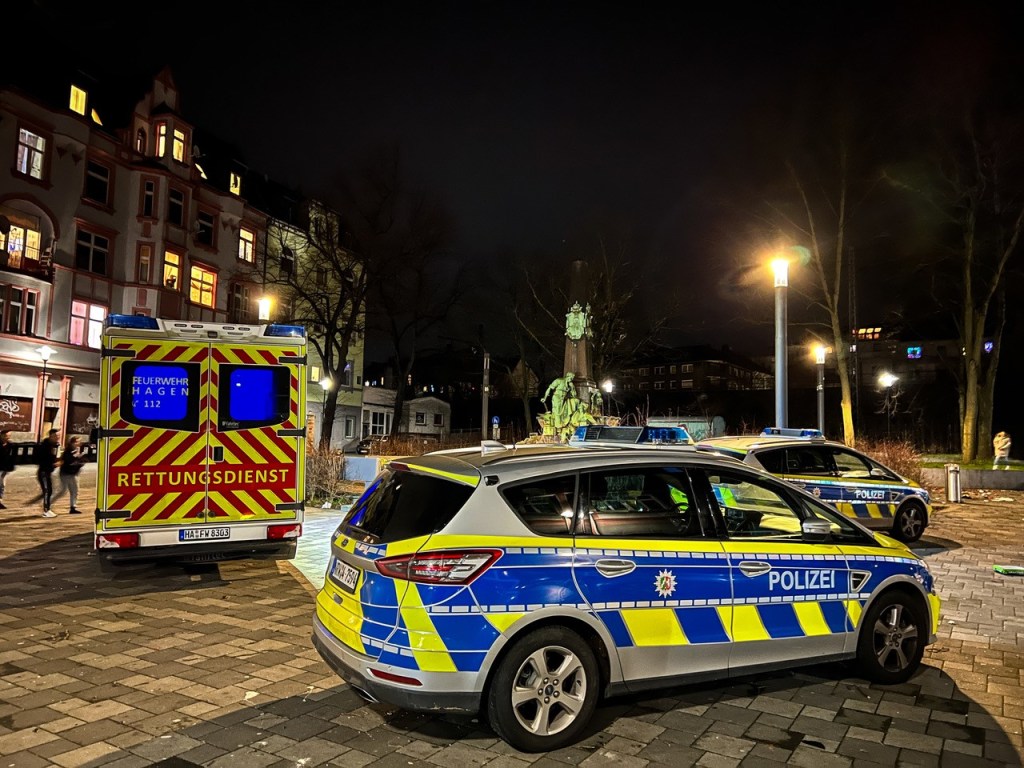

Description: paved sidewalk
[0,467,1020,767]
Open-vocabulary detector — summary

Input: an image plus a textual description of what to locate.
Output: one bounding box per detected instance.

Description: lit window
[74,229,109,275]
[156,123,167,157]
[229,172,242,195]
[189,265,217,308]
[238,227,254,262]
[309,365,321,382]
[136,128,146,154]
[69,85,87,115]
[90,109,103,126]
[196,210,215,247]
[16,129,46,179]
[906,346,922,360]
[163,251,180,289]
[0,225,42,269]
[172,129,186,162]
[415,412,426,425]
[70,300,107,349]
[167,188,184,226]
[195,163,208,179]
[83,160,110,205]
[137,244,152,284]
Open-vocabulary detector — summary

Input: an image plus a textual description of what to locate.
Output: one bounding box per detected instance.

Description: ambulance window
[121,361,201,432]
[218,365,291,431]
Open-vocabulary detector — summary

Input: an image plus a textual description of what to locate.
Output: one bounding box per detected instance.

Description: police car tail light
[96,533,140,549]
[268,524,302,540]
[376,549,502,585]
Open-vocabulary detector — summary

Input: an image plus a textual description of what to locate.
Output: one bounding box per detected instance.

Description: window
[156,123,167,157]
[238,227,254,262]
[703,469,802,539]
[218,365,290,431]
[341,360,354,387]
[654,366,665,374]
[415,412,426,425]
[135,128,146,154]
[309,365,322,382]
[196,210,215,247]
[433,413,444,426]
[228,283,251,322]
[639,382,649,390]
[670,365,677,374]
[829,448,895,480]
[669,380,677,389]
[654,381,664,390]
[141,180,156,218]
[680,379,693,389]
[83,160,111,205]
[280,246,294,274]
[315,267,327,287]
[167,188,185,226]
[754,449,786,474]
[503,475,578,535]
[16,128,46,180]
[581,466,703,538]
[781,447,831,476]
[189,265,216,308]
[0,224,42,269]
[74,229,109,275]
[172,129,186,162]
[163,251,180,289]
[69,85,87,115]
[370,411,388,435]
[229,172,242,196]
[681,364,693,373]
[137,244,152,284]
[70,300,107,349]
[122,360,200,431]
[907,346,922,360]
[344,417,355,439]
[638,367,649,376]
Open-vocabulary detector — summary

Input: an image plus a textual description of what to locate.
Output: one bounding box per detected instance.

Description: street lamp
[601,379,614,417]
[878,372,898,437]
[37,345,55,441]
[257,296,272,322]
[771,258,790,429]
[812,344,827,435]
[319,376,333,446]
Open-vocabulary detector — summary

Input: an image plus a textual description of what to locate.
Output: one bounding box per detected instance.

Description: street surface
[0,465,1022,767]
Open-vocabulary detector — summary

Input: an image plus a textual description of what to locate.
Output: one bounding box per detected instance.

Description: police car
[312,443,939,752]
[696,429,932,543]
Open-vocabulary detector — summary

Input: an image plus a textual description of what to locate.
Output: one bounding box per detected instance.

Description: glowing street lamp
[878,372,899,437]
[37,345,55,441]
[319,376,333,445]
[257,296,272,322]
[601,379,614,416]
[771,258,790,428]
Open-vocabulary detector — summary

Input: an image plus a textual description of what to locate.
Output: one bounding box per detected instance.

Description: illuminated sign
[131,364,189,420]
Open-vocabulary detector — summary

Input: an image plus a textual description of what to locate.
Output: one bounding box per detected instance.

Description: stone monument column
[563,260,600,415]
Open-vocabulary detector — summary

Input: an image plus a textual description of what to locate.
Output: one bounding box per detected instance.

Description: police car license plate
[179,527,230,542]
[332,559,360,592]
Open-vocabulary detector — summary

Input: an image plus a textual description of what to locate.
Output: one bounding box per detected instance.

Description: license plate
[179,527,230,542]
[331,558,360,593]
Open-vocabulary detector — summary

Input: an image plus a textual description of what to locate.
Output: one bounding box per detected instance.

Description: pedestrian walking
[55,436,85,514]
[0,430,16,510]
[33,429,60,517]
[993,430,1012,470]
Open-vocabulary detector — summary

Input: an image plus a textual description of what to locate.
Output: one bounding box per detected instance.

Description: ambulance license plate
[179,527,230,542]
[332,559,360,592]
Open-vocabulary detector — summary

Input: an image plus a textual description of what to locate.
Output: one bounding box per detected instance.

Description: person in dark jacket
[55,436,85,514]
[33,429,60,517]
[0,430,15,510]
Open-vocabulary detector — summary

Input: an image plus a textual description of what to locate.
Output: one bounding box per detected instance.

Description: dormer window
[69,85,87,115]
[136,128,146,154]
[172,129,186,162]
[229,172,242,196]
[156,122,168,157]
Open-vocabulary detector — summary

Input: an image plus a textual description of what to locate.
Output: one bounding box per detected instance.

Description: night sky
[13,1,1024,355]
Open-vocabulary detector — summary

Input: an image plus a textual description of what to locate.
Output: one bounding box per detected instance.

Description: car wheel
[892,502,926,543]
[487,626,599,752]
[856,590,926,684]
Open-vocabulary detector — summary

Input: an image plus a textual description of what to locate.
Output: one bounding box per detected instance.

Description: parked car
[696,428,932,542]
[312,442,939,751]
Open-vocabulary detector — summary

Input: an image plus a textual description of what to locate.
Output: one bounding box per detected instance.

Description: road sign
[491,416,500,425]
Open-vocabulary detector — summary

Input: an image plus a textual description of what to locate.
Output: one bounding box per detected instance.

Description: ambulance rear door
[98,335,210,531]
[205,339,305,524]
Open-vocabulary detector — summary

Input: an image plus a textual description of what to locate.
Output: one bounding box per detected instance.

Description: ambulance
[95,315,307,563]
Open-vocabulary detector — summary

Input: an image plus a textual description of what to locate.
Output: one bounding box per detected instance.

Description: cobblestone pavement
[0,466,1021,767]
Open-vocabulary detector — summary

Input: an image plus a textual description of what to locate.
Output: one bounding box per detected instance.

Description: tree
[266,202,369,449]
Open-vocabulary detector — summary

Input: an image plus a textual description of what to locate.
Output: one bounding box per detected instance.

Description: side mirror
[801,518,831,542]
[869,468,887,479]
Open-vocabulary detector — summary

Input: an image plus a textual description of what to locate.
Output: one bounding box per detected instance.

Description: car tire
[892,502,926,543]
[855,590,926,685]
[486,626,599,752]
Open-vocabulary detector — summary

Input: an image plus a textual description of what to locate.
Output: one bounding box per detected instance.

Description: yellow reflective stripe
[729,605,771,642]
[403,463,480,488]
[792,602,832,636]
[400,583,457,672]
[928,594,940,635]
[867,504,885,519]
[316,584,366,655]
[621,608,688,646]
[844,599,863,630]
[483,612,525,633]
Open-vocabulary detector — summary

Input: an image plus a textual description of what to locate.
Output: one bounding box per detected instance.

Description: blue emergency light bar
[264,324,306,338]
[105,314,160,330]
[569,424,693,445]
[761,427,824,438]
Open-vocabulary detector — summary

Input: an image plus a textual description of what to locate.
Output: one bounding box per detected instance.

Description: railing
[0,252,53,281]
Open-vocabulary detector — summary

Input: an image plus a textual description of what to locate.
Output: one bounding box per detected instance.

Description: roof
[697,435,834,453]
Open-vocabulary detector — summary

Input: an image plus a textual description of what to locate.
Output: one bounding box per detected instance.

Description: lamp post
[813,344,827,435]
[37,345,55,441]
[601,379,614,417]
[771,258,789,429]
[257,297,272,322]
[319,376,333,446]
[878,372,898,438]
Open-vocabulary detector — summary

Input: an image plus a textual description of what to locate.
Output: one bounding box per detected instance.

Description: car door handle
[595,559,636,578]
[738,561,772,577]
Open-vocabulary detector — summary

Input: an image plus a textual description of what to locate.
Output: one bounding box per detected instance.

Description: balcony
[0,251,53,282]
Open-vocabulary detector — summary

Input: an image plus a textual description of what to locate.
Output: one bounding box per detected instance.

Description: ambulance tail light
[96,533,140,549]
[375,549,502,585]
[268,524,302,540]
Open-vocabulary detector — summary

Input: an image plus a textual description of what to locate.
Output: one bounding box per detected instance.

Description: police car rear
[313,443,939,752]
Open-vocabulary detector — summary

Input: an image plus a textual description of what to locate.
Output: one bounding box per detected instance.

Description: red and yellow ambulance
[95,315,307,562]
